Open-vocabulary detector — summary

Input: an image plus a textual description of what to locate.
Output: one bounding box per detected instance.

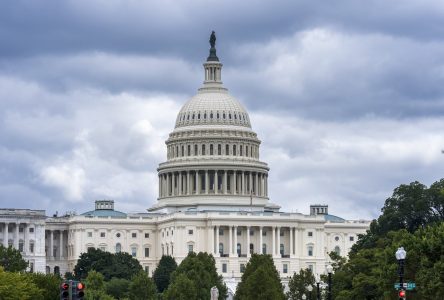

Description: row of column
[209,226,302,258]
[159,170,268,198]
[1,222,22,249]
[46,230,67,260]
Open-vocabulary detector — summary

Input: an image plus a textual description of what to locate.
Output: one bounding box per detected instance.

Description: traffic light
[60,282,69,300]
[73,281,85,300]
[398,289,406,300]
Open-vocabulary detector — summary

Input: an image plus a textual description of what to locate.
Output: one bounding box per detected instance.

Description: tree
[85,270,115,300]
[0,266,43,299]
[0,244,28,272]
[166,252,227,300]
[235,254,285,300]
[287,268,315,300]
[163,273,197,300]
[26,272,62,300]
[105,277,130,299]
[153,255,177,293]
[128,270,157,300]
[74,248,142,280]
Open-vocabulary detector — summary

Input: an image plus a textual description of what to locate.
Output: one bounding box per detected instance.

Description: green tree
[0,245,28,272]
[26,272,62,300]
[0,266,43,299]
[287,268,315,300]
[235,254,285,300]
[85,270,115,300]
[128,270,157,300]
[166,252,227,300]
[74,248,142,280]
[163,273,197,300]
[105,277,130,299]
[153,255,177,293]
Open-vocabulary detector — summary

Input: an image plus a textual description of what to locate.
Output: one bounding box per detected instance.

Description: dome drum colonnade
[156,33,270,210]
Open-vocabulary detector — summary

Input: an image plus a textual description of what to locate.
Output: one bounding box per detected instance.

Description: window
[225,144,229,155]
[210,144,214,155]
[30,263,34,273]
[202,144,206,155]
[19,240,24,252]
[240,145,243,156]
[131,247,137,257]
[222,263,227,273]
[145,266,149,274]
[188,244,194,253]
[219,243,224,255]
[308,246,313,256]
[280,244,284,256]
[29,241,34,253]
[219,228,224,235]
[19,227,24,233]
[187,145,191,156]
[262,244,267,255]
[145,233,150,238]
[145,248,150,257]
[334,246,341,256]
[349,236,354,242]
[132,233,137,238]
[280,230,284,236]
[87,232,92,238]
[188,229,194,235]
[237,243,241,256]
[218,144,221,155]
[335,236,340,242]
[249,229,254,236]
[308,231,313,237]
[116,233,121,238]
[100,232,105,238]
[237,228,241,236]
[308,264,314,272]
[167,231,169,237]
[283,264,288,274]
[250,243,254,254]
[115,243,121,253]
[240,264,246,273]
[233,145,237,156]
[262,231,267,236]
[194,144,198,155]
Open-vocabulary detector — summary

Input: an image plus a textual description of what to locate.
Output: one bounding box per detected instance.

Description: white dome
[174,89,251,129]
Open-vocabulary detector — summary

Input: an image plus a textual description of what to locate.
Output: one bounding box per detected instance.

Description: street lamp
[396,247,407,297]
[326,265,333,300]
[302,294,306,300]
[315,275,321,300]
[307,284,313,300]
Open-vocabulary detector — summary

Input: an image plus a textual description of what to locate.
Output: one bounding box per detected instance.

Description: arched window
[262,243,267,255]
[187,145,191,156]
[210,144,214,155]
[233,145,237,156]
[225,144,229,155]
[229,113,232,119]
[218,144,221,155]
[115,243,121,253]
[54,266,60,275]
[181,145,184,157]
[280,244,284,256]
[334,246,341,256]
[237,243,241,256]
[250,243,254,254]
[194,144,198,156]
[223,113,226,119]
[219,243,224,255]
[210,112,213,119]
[204,113,207,119]
[217,112,220,119]
[308,245,313,256]
[240,145,243,156]
[46,266,50,274]
[202,144,206,155]
[175,146,178,157]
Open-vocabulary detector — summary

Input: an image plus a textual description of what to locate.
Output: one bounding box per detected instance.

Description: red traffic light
[61,282,69,290]
[77,282,85,290]
[399,290,406,297]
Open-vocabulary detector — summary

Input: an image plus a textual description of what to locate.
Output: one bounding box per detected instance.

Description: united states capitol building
[0,34,369,288]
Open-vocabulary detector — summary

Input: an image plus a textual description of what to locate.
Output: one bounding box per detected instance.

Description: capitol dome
[151,32,274,213]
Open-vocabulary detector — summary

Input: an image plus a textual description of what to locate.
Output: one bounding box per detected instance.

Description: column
[14,223,19,249]
[3,223,8,247]
[234,226,238,256]
[187,171,190,195]
[277,227,281,257]
[178,172,182,195]
[60,230,64,259]
[233,171,237,195]
[229,226,233,256]
[223,170,227,194]
[249,172,253,194]
[24,223,28,255]
[209,226,215,254]
[158,175,161,198]
[259,226,263,254]
[195,171,200,194]
[241,171,245,195]
[205,170,209,194]
[49,230,54,259]
[216,226,220,256]
[166,173,170,196]
[172,173,176,196]
[247,226,251,257]
[215,170,218,194]
[272,226,276,257]
[255,173,259,195]
[290,227,294,257]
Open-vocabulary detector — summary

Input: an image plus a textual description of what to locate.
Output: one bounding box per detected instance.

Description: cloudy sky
[1,0,443,219]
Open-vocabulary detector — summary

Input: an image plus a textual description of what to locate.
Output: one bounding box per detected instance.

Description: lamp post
[307,284,313,300]
[326,265,333,300]
[395,247,407,298]
[315,275,321,300]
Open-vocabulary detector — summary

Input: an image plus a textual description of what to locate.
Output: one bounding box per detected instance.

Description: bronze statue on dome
[209,31,216,48]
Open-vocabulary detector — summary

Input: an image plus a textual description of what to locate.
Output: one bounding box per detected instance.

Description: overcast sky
[1,0,443,220]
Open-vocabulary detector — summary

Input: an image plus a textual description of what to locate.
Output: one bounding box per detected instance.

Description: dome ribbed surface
[174,90,251,129]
